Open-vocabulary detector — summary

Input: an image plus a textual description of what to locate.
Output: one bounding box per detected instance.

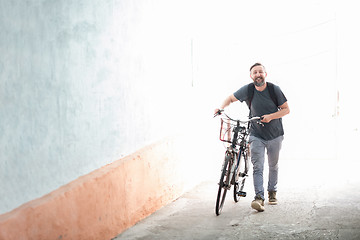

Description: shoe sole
[251,201,265,212]
[268,201,278,205]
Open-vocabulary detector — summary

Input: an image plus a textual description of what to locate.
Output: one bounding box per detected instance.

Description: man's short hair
[250,63,266,72]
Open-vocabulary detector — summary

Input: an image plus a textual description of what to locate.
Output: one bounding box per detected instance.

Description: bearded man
[214,63,290,212]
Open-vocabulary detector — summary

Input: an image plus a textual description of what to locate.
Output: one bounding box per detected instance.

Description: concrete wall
[0,1,214,238]
[0,0,196,215]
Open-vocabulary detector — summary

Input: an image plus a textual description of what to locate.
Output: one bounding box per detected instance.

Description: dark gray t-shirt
[233,83,287,140]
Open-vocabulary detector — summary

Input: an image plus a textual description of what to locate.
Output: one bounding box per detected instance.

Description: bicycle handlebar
[214,109,263,124]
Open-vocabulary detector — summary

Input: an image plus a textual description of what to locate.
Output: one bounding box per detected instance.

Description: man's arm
[214,94,239,114]
[261,101,290,123]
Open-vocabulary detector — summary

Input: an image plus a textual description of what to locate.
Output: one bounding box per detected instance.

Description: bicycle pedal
[237,191,247,197]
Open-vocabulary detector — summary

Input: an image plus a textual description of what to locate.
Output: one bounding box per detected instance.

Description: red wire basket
[219,118,234,143]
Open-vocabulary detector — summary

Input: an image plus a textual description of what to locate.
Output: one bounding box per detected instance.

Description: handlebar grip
[258,117,265,127]
[213,109,224,118]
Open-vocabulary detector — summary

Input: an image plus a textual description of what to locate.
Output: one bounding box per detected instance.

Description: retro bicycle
[213,110,263,216]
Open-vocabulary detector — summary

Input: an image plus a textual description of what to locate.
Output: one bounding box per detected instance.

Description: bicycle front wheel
[215,154,232,216]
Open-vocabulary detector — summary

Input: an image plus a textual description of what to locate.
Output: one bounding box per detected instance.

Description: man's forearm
[220,95,237,109]
[270,107,290,120]
[261,102,290,123]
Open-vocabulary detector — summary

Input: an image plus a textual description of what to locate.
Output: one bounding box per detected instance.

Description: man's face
[250,66,267,87]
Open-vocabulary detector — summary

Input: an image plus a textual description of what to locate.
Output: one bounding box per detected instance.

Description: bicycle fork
[221,150,237,190]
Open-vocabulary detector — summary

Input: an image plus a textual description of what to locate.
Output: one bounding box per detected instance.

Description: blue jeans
[249,135,284,200]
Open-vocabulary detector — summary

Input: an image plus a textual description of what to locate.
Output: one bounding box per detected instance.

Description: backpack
[245,82,279,111]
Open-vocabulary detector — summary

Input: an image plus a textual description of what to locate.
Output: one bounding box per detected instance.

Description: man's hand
[261,114,272,123]
[213,109,223,117]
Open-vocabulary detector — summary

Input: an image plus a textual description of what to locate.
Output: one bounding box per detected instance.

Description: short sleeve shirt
[233,83,287,140]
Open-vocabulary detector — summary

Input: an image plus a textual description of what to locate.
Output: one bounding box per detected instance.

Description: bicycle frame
[226,120,249,187]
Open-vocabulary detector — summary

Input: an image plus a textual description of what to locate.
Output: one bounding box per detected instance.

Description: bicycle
[213,110,263,216]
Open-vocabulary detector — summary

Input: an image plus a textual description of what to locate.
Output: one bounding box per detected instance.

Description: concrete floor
[114,159,360,240]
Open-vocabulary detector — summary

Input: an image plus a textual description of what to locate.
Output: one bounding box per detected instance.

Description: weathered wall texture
[0,0,195,215]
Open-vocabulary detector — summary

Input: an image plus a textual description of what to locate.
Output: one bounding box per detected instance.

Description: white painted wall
[0,0,195,214]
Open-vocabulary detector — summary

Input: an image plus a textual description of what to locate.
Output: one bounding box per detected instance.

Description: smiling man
[214,63,290,212]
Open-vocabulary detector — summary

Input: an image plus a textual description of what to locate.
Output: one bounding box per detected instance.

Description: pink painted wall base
[0,137,187,240]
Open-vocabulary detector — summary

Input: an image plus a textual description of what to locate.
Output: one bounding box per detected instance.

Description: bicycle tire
[215,154,232,216]
[233,151,248,202]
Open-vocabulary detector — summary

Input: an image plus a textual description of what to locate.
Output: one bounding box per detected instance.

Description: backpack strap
[266,82,279,108]
[245,83,255,109]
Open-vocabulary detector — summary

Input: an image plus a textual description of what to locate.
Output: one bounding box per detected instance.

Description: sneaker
[268,191,278,205]
[251,196,265,212]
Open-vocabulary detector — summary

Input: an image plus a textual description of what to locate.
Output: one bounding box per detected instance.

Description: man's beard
[253,77,265,87]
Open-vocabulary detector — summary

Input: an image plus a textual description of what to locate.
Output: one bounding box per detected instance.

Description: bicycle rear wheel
[215,154,232,216]
[234,151,248,202]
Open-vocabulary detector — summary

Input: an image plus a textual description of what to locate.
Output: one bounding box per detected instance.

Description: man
[214,63,290,212]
